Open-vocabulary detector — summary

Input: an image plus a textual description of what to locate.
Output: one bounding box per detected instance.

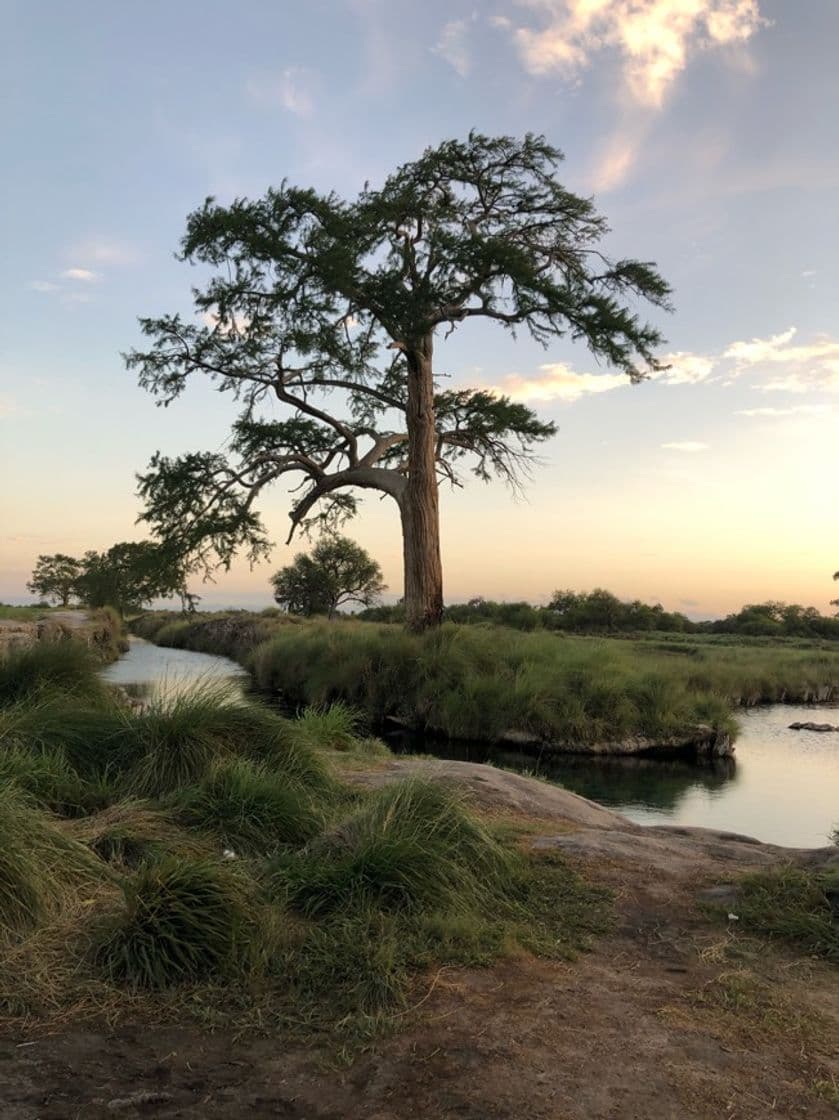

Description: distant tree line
[27,543,195,617]
[360,588,839,640]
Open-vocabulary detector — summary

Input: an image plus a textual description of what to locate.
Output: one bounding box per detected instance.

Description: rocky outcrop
[499,723,734,758]
[789,720,839,733]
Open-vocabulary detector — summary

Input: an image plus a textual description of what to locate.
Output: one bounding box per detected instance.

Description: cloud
[735,404,831,418]
[70,239,139,266]
[724,327,839,393]
[661,441,709,452]
[589,133,640,193]
[500,363,630,403]
[509,0,765,107]
[247,68,315,117]
[61,268,100,282]
[433,16,476,77]
[26,280,60,293]
[654,351,716,385]
[0,395,16,419]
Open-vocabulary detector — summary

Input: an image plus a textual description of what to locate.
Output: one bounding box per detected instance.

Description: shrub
[95,856,265,988]
[177,758,324,853]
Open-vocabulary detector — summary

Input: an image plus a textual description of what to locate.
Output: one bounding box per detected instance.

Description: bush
[95,856,266,988]
[177,758,324,853]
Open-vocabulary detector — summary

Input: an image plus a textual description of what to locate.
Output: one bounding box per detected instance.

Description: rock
[788,721,839,733]
[534,723,734,759]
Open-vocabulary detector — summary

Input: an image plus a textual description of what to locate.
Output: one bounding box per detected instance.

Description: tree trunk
[401,336,444,631]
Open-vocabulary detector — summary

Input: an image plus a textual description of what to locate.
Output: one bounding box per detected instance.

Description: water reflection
[100,636,246,702]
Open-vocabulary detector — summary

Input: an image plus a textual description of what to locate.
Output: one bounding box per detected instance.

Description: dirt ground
[2,759,837,1120]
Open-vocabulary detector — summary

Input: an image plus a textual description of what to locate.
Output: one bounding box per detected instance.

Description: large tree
[26,554,82,607]
[128,133,671,630]
[271,535,385,618]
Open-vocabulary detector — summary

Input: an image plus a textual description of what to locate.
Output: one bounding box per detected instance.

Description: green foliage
[724,867,839,962]
[291,702,362,752]
[0,785,98,935]
[177,757,324,853]
[127,133,668,592]
[95,857,266,988]
[0,744,87,817]
[0,641,111,707]
[74,540,196,617]
[269,778,517,917]
[26,554,82,608]
[271,535,385,618]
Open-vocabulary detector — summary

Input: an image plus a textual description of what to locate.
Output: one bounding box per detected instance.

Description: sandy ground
[2,759,837,1120]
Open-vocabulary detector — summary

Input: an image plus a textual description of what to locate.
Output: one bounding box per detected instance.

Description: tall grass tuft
[0,642,110,707]
[291,702,362,752]
[177,757,324,853]
[270,777,517,917]
[726,866,839,962]
[95,856,267,988]
[0,784,100,935]
[68,801,211,868]
[0,744,87,817]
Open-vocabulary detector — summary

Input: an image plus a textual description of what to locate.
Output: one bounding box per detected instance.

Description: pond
[103,639,838,849]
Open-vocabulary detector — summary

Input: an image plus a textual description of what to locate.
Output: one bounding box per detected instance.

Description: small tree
[75,542,196,617]
[26,554,82,607]
[128,132,671,631]
[271,536,385,618]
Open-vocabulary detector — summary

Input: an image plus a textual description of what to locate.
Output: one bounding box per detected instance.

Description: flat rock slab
[789,721,839,732]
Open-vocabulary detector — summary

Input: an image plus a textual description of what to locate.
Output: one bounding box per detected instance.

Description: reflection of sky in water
[101,637,246,701]
[544,705,839,849]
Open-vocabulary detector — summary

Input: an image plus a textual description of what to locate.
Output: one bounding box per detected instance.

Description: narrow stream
[104,638,839,849]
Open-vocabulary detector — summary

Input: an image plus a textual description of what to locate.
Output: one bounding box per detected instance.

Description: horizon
[2,1,838,616]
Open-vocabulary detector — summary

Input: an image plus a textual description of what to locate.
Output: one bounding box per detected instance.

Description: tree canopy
[127,132,671,630]
[271,535,385,618]
[74,542,196,617]
[26,554,82,607]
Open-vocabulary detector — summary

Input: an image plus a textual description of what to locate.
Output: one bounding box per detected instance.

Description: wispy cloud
[26,280,60,293]
[61,268,100,282]
[735,404,831,418]
[724,327,839,393]
[432,16,476,77]
[661,441,709,452]
[70,238,140,266]
[508,0,765,107]
[247,68,316,117]
[0,395,17,419]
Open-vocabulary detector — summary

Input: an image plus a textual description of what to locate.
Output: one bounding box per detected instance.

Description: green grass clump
[270,778,517,917]
[122,684,290,797]
[69,801,210,868]
[292,702,362,752]
[723,866,839,962]
[0,785,99,935]
[95,856,266,988]
[0,642,110,707]
[0,744,87,817]
[177,758,324,853]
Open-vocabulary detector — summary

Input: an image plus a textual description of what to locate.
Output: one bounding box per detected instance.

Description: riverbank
[0,607,124,662]
[0,640,837,1118]
[131,611,839,757]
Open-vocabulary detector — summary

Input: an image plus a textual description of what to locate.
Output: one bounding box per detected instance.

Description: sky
[1,0,838,618]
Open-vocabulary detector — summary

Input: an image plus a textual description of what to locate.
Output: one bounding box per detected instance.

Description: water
[389,703,839,849]
[101,636,247,701]
[102,640,838,849]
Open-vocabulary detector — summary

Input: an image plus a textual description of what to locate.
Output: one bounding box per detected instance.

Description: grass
[177,757,325,854]
[717,866,839,962]
[0,641,112,706]
[0,634,614,1035]
[0,784,100,936]
[134,612,839,747]
[94,856,268,989]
